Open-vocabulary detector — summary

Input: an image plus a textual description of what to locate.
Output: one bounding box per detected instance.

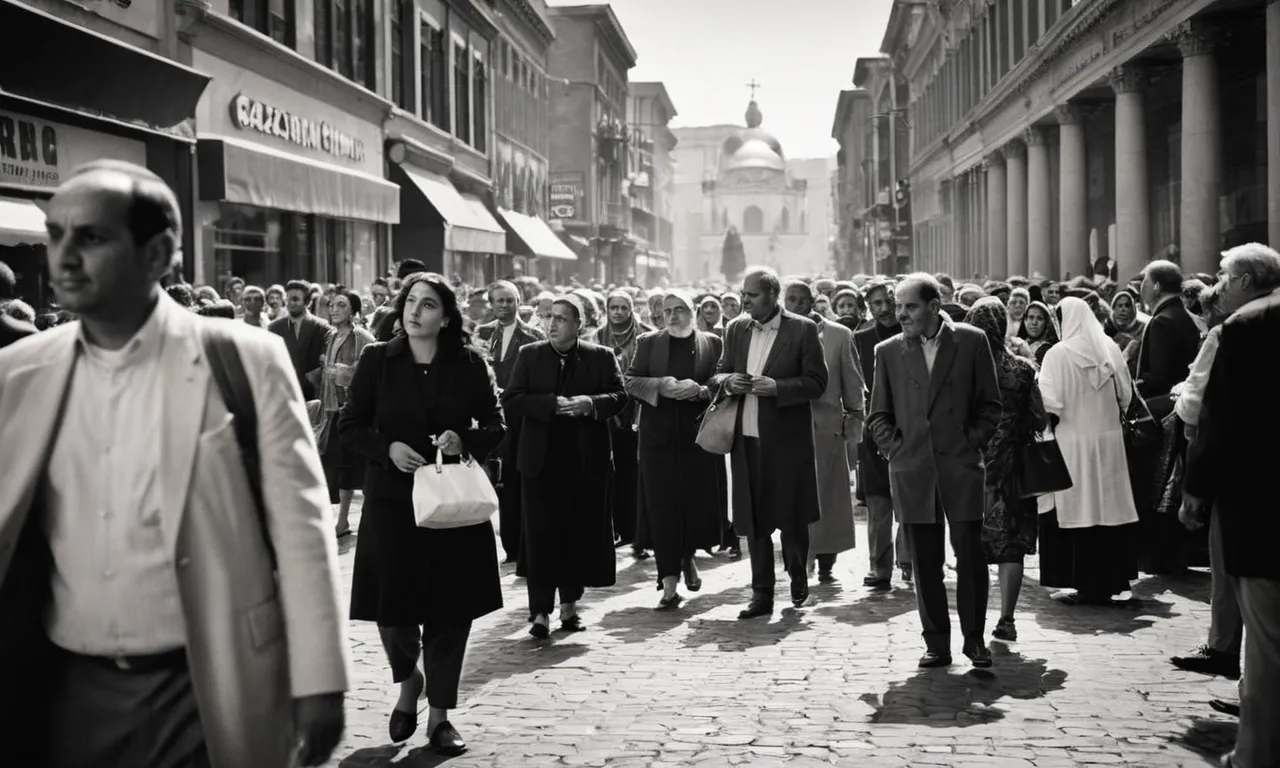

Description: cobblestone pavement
[326,498,1237,768]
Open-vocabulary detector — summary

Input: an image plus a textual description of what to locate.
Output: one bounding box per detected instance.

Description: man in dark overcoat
[502,294,628,639]
[476,279,546,562]
[268,278,331,400]
[711,267,828,619]
[866,273,1002,670]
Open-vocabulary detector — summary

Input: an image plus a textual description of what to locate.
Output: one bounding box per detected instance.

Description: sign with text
[0,110,146,190]
[549,172,584,220]
[230,94,366,163]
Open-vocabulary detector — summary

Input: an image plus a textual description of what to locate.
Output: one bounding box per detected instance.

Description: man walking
[0,160,349,768]
[269,279,331,400]
[712,267,827,619]
[865,273,1002,668]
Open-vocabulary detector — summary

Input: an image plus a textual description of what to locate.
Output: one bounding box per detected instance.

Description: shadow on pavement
[1133,569,1212,605]
[860,643,1068,726]
[1170,716,1237,763]
[459,631,592,693]
[680,605,813,652]
[811,585,919,627]
[596,585,747,644]
[339,743,460,767]
[1023,576,1179,635]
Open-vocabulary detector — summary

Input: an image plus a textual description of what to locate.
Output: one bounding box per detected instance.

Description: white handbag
[412,451,500,529]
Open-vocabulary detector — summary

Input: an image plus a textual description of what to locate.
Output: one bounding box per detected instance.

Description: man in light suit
[782,280,862,582]
[865,273,1002,669]
[711,267,828,619]
[0,161,348,768]
[269,278,332,400]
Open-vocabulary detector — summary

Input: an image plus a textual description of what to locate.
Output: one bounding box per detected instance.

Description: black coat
[501,340,627,586]
[853,321,900,497]
[1134,296,1201,419]
[1184,290,1280,579]
[476,319,546,390]
[338,338,506,624]
[268,312,331,400]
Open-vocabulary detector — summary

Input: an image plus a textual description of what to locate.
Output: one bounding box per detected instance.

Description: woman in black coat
[502,293,628,639]
[339,272,504,756]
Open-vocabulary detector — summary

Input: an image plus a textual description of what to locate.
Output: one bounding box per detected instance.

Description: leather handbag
[412,450,500,529]
[1017,431,1073,499]
[1112,374,1160,452]
[695,385,739,455]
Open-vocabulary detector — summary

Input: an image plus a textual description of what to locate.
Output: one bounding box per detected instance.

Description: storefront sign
[550,172,583,220]
[0,110,146,190]
[230,94,366,163]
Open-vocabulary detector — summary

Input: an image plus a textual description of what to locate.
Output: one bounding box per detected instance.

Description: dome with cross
[721,97,785,173]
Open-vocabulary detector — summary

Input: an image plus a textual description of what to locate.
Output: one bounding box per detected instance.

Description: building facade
[883,0,1278,283]
[627,81,677,285]
[670,123,738,281]
[831,88,874,276]
[852,56,913,277]
[546,3,637,284]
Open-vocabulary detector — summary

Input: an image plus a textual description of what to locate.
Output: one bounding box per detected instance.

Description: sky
[547,0,896,160]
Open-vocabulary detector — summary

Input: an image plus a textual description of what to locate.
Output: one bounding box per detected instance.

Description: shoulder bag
[1017,429,1073,499]
[1111,373,1160,453]
[694,384,739,455]
[412,449,500,529]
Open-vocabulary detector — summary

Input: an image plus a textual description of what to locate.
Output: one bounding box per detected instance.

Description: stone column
[1269,0,1280,247]
[1005,138,1029,278]
[986,154,1008,279]
[1026,127,1053,279]
[1174,21,1222,275]
[1110,64,1150,283]
[1057,104,1089,279]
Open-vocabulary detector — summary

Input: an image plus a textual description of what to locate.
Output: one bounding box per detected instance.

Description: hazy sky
[548,0,896,160]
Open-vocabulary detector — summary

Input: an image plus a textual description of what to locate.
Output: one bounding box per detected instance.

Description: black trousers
[906,514,988,654]
[609,426,639,544]
[655,548,696,581]
[816,553,837,572]
[378,622,472,710]
[527,583,585,619]
[497,464,522,560]
[47,649,208,768]
[747,526,809,599]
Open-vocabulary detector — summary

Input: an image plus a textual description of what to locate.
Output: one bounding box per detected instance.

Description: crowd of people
[0,159,1276,768]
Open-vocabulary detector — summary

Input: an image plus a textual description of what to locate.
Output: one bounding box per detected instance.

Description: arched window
[779,207,790,232]
[743,205,764,234]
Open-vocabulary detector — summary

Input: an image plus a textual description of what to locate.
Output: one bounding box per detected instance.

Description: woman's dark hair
[381,272,480,356]
[197,299,236,319]
[329,288,363,321]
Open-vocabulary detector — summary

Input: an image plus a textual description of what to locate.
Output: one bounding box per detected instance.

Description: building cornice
[549,5,637,69]
[449,0,500,40]
[498,0,555,44]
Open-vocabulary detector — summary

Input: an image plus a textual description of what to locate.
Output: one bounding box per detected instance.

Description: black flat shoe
[737,598,773,619]
[964,643,993,668]
[862,574,883,586]
[682,563,702,592]
[818,571,836,584]
[631,547,650,560]
[727,546,742,560]
[918,651,952,668]
[560,615,587,632]
[429,720,467,757]
[790,582,809,608]
[388,672,423,742]
[656,594,683,611]
[529,621,550,640]
[992,617,1017,642]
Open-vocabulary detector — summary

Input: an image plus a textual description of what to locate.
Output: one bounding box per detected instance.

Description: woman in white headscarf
[1036,297,1141,605]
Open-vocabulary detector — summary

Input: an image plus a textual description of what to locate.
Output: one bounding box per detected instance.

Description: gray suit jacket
[812,316,863,438]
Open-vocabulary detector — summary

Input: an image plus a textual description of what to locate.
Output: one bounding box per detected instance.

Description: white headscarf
[1055,296,1118,391]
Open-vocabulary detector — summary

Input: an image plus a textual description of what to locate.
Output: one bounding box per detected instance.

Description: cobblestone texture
[325,497,1236,767]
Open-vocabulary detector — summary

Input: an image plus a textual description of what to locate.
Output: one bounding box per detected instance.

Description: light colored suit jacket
[0,294,350,768]
[812,317,863,439]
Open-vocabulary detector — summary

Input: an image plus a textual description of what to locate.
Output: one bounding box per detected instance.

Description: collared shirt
[1174,325,1220,426]
[43,296,186,656]
[289,314,305,338]
[499,320,518,361]
[921,325,943,375]
[742,307,782,438]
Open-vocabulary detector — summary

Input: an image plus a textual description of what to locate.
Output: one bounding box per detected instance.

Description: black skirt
[1038,509,1138,597]
[321,412,365,502]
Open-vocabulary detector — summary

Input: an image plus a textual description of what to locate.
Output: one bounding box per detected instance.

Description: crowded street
[327,498,1235,768]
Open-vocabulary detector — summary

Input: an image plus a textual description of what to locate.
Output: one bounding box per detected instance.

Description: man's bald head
[67,160,182,248]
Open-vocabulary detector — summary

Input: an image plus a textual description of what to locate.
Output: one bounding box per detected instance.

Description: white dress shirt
[742,309,782,438]
[499,320,517,361]
[43,297,186,656]
[1174,325,1221,426]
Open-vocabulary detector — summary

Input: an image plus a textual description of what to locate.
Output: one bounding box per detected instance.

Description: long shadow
[596,585,747,644]
[1021,575,1179,635]
[458,634,591,693]
[339,743,462,767]
[681,606,813,652]
[1132,569,1212,605]
[812,585,919,627]
[1170,717,1237,764]
[860,644,1068,726]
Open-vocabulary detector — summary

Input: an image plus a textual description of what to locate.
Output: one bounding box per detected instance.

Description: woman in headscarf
[697,295,725,336]
[1105,287,1146,375]
[1018,300,1060,365]
[831,287,867,333]
[1037,297,1141,605]
[597,289,654,556]
[1005,286,1030,338]
[720,292,742,322]
[813,294,837,321]
[965,297,1049,641]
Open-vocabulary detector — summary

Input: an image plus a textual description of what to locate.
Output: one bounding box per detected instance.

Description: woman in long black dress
[339,272,505,756]
[626,291,725,608]
[965,297,1049,642]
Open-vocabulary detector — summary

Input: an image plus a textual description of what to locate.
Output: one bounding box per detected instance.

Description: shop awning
[197,137,400,224]
[497,209,578,262]
[0,196,47,247]
[1,0,209,132]
[400,169,506,254]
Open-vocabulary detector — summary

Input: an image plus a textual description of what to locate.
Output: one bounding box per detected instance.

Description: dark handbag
[694,384,739,455]
[1111,374,1160,452]
[1018,432,1073,498]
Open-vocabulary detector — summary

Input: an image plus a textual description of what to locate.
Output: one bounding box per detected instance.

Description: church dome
[721,100,785,173]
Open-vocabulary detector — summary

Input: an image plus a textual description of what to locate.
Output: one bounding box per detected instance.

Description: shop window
[472,51,487,153]
[454,41,471,145]
[743,206,764,235]
[419,21,448,131]
[390,0,413,111]
[213,204,284,290]
[230,0,296,49]
[315,0,376,90]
